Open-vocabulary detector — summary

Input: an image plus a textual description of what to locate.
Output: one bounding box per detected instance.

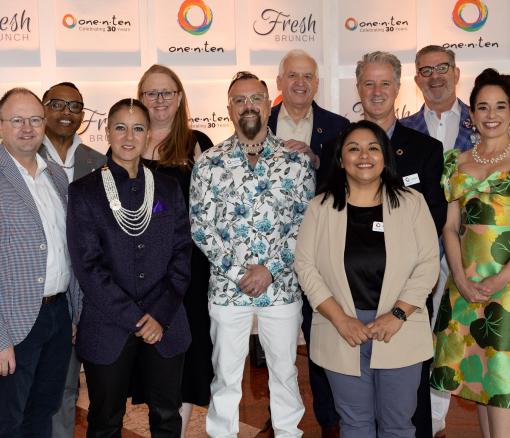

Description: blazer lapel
[377,191,402,315]
[0,146,44,232]
[391,121,412,174]
[456,99,474,153]
[74,145,93,182]
[44,165,68,215]
[328,201,356,316]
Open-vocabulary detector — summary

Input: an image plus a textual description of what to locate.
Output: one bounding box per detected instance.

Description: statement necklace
[45,146,75,169]
[472,143,510,165]
[101,165,154,236]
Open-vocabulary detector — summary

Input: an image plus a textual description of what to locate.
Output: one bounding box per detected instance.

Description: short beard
[238,109,262,140]
[423,81,454,104]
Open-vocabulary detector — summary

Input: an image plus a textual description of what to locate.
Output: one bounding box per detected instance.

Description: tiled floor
[74,353,483,437]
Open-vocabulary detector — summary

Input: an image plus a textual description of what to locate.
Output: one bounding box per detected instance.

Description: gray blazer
[38,143,107,182]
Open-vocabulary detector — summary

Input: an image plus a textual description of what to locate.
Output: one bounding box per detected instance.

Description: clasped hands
[238,265,273,298]
[456,273,506,303]
[135,314,163,344]
[335,312,404,348]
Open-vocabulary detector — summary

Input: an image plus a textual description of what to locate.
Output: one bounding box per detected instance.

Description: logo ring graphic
[178,0,213,35]
[452,0,488,32]
[345,18,358,31]
[63,14,77,29]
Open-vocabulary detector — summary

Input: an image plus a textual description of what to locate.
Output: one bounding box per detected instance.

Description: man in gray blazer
[38,82,107,438]
[0,88,80,437]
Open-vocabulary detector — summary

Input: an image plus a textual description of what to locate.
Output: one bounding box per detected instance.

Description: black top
[344,203,386,310]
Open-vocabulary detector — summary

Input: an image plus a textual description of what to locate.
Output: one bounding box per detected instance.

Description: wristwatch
[391,307,407,322]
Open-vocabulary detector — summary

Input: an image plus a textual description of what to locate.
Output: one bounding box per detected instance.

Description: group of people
[0,45,509,438]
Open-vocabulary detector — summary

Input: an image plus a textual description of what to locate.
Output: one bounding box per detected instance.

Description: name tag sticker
[372,222,384,232]
[403,173,420,187]
[225,158,242,168]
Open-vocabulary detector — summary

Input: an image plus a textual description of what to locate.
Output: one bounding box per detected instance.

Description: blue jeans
[0,294,72,438]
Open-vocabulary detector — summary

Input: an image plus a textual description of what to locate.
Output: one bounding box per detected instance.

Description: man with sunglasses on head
[190,72,314,438]
[400,46,474,438]
[39,82,106,438]
[0,88,81,438]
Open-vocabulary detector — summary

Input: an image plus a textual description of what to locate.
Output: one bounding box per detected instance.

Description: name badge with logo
[225,158,242,168]
[372,222,384,232]
[403,173,420,187]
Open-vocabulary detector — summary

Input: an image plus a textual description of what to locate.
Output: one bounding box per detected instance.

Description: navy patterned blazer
[0,145,80,352]
[399,98,473,154]
[67,158,192,365]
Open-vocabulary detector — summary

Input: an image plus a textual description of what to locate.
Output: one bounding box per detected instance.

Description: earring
[471,126,481,145]
[508,125,510,139]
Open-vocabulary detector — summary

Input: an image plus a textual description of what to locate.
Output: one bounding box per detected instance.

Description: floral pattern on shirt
[190,129,315,307]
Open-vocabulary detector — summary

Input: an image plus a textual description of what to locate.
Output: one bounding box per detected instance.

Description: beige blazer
[294,189,439,376]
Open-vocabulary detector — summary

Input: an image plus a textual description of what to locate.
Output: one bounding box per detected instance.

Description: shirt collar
[278,103,314,124]
[424,98,462,118]
[386,118,397,139]
[107,156,145,179]
[232,127,283,157]
[42,133,83,167]
[5,148,47,180]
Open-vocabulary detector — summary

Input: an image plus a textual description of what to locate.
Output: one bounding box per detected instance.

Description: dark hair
[107,98,150,128]
[470,68,510,112]
[42,82,83,103]
[228,71,268,93]
[0,87,45,119]
[318,120,409,211]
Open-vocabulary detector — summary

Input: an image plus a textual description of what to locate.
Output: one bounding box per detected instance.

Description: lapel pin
[47,168,53,175]
[396,149,403,155]
[273,157,279,162]
[462,119,473,129]
[317,128,322,133]
[87,158,92,164]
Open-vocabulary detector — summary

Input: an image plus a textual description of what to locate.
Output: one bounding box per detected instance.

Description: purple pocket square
[153,200,168,213]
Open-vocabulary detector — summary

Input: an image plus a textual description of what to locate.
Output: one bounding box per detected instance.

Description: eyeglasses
[44,99,84,114]
[229,93,268,108]
[417,63,453,78]
[0,116,45,128]
[143,91,178,101]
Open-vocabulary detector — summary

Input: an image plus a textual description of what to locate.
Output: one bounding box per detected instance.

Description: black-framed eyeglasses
[143,91,178,101]
[0,116,45,128]
[229,93,268,108]
[418,63,453,78]
[44,99,84,114]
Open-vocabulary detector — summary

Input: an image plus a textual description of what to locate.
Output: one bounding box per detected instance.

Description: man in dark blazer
[38,82,106,438]
[262,50,349,438]
[318,52,446,438]
[400,45,474,438]
[0,88,80,438]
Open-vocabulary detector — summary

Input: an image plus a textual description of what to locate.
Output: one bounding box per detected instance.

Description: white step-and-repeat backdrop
[0,0,509,153]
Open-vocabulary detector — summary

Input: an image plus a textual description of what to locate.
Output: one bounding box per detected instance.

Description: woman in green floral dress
[431,69,510,436]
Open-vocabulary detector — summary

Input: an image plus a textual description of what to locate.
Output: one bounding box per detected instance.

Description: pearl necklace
[101,165,154,236]
[472,144,510,165]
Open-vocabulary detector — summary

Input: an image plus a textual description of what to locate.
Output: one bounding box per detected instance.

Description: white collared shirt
[6,151,72,297]
[423,99,461,152]
[42,133,83,182]
[276,103,314,145]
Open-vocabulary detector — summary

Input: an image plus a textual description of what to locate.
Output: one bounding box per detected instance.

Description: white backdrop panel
[156,0,236,66]
[249,0,323,65]
[338,0,417,66]
[431,0,509,62]
[0,2,40,67]
[54,0,141,67]
[339,77,418,122]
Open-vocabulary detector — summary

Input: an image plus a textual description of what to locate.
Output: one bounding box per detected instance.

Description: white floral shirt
[190,129,316,307]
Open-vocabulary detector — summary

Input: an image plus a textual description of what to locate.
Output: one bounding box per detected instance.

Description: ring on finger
[151,333,155,338]
[253,289,258,293]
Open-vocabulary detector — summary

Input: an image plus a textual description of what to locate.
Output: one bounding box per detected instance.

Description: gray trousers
[325,309,421,438]
[51,347,81,438]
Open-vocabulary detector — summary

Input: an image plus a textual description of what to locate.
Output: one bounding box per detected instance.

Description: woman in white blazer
[295,120,439,438]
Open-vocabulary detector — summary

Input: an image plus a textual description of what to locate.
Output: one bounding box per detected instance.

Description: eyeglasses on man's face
[0,116,45,128]
[417,63,453,78]
[143,91,178,101]
[229,93,268,108]
[44,99,84,114]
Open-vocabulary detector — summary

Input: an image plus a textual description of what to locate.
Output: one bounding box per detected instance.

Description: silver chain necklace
[101,165,154,236]
[44,146,75,169]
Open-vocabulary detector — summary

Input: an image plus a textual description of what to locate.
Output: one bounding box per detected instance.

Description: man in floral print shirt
[190,72,315,438]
